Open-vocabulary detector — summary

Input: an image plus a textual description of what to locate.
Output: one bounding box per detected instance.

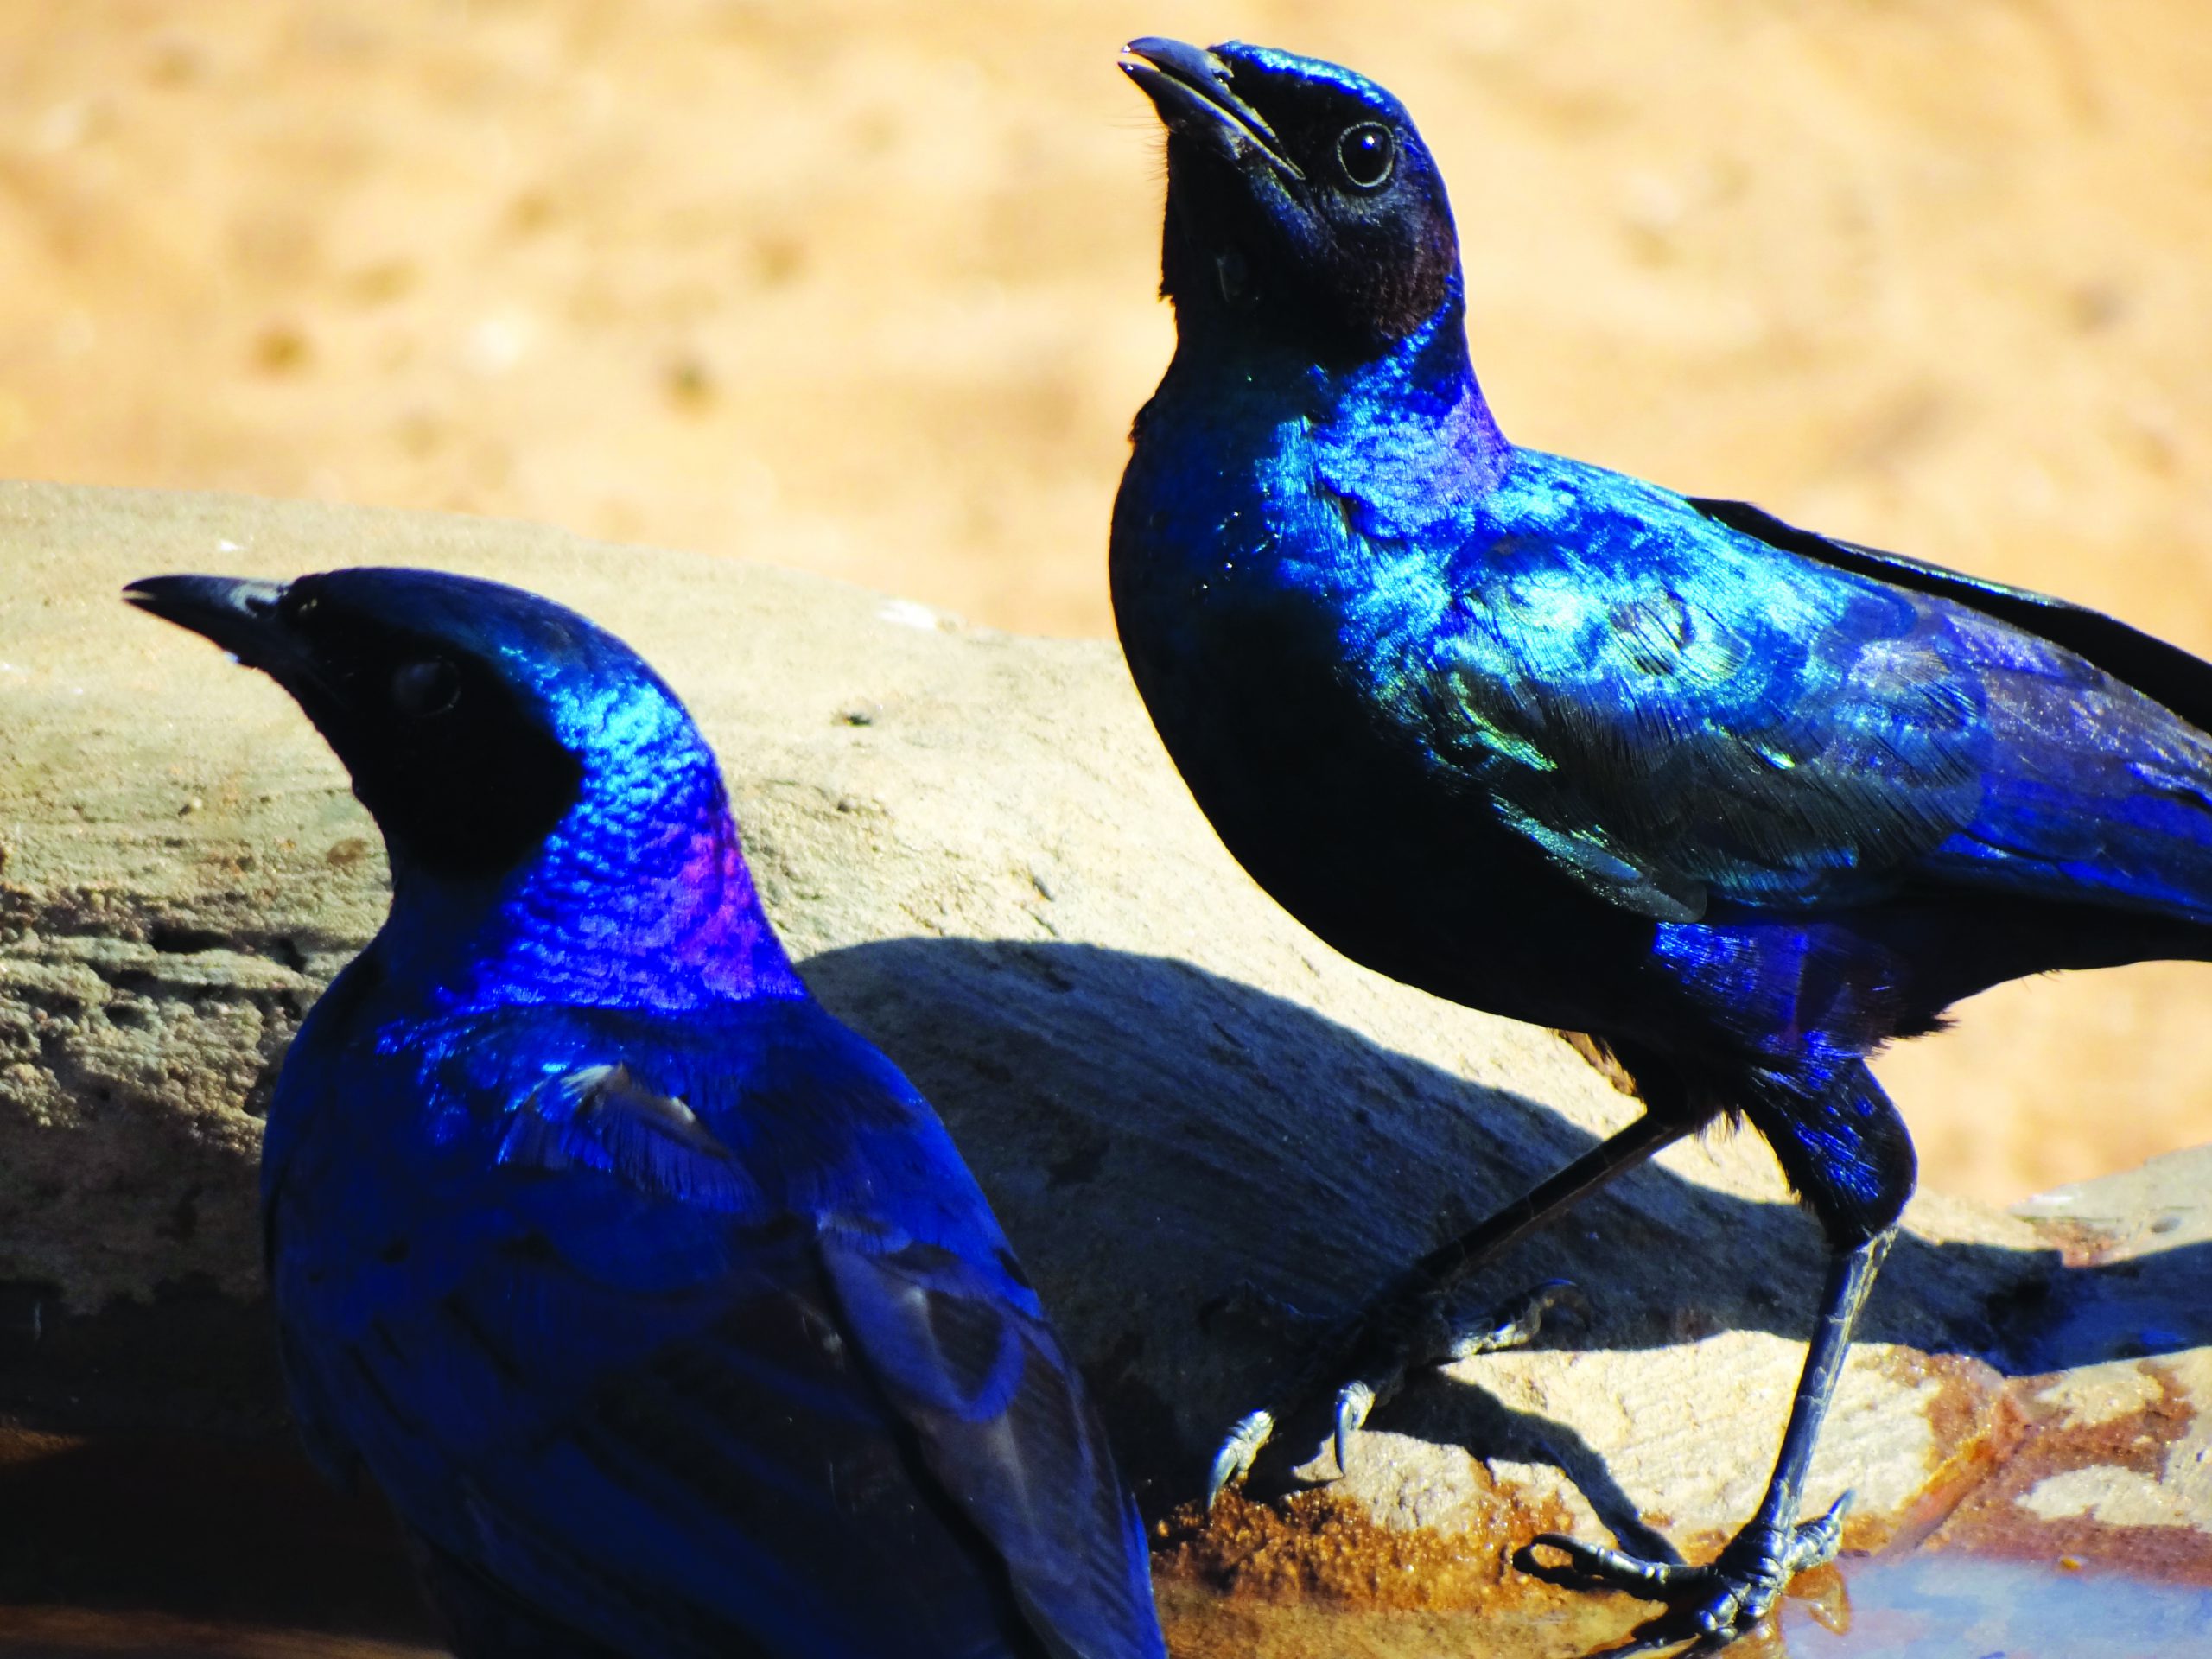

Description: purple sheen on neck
[1308,296,1510,539]
[387,692,804,1016]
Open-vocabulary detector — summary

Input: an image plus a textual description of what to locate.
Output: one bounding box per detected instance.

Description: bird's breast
[1113,418,1669,1032]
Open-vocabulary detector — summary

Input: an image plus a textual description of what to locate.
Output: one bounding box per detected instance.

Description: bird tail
[1936,661,2212,937]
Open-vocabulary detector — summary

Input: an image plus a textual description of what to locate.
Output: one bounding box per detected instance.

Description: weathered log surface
[3,481,2208,1653]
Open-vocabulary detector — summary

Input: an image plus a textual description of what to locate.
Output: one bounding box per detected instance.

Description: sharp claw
[1200,1279,1605,1512]
[1332,1380,1375,1476]
[1815,1488,1851,1532]
[1205,1408,1274,1510]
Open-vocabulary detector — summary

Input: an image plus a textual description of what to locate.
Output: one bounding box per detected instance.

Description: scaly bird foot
[1526,1491,1850,1647]
[1205,1278,1586,1507]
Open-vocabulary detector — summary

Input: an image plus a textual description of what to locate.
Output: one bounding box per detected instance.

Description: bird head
[1121,38,1459,364]
[126,569,794,1005]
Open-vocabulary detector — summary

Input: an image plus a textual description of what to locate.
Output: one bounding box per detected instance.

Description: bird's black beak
[1120,37,1303,181]
[124,575,302,674]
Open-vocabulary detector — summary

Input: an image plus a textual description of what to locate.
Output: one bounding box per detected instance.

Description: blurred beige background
[3,0,2209,1205]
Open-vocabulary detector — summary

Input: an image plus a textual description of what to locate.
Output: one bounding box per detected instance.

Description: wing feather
[1420,491,1986,916]
[279,1004,1161,1659]
[1415,468,2212,926]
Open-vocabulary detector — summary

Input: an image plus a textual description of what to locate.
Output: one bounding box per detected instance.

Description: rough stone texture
[3,482,2209,1652]
[1921,1151,2212,1586]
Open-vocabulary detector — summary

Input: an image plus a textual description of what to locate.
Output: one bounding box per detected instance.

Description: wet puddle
[1156,1549,2212,1658]
[1776,1552,2212,1658]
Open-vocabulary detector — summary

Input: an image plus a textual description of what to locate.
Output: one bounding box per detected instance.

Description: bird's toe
[1526,1491,1850,1649]
[1205,1408,1275,1510]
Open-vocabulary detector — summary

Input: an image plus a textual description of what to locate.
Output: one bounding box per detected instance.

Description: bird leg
[1529,1227,1895,1644]
[1207,1109,1689,1503]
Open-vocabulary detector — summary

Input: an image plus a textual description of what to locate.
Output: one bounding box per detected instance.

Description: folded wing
[1408,461,2212,927]
[278,1003,1160,1659]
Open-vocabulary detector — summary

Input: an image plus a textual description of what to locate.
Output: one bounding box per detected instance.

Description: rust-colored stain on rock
[1929,1360,2212,1581]
[1148,1484,1840,1659]
[1856,1347,2026,1554]
[1149,1485,1653,1659]
[1152,1478,1581,1614]
[1152,1575,1650,1659]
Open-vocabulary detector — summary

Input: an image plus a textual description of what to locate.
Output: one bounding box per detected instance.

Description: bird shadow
[0,932,2198,1646]
[801,936,2212,1504]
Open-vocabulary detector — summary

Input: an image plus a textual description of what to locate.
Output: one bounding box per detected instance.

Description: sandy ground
[3,1,2210,1205]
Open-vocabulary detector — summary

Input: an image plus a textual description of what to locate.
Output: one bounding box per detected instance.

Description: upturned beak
[1119,37,1304,181]
[124,575,301,671]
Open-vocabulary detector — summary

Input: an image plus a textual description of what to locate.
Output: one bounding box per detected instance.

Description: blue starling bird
[125,569,1167,1659]
[1116,36,2212,1645]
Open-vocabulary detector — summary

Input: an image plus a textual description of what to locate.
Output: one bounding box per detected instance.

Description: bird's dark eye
[1337,123,1395,190]
[391,658,461,718]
